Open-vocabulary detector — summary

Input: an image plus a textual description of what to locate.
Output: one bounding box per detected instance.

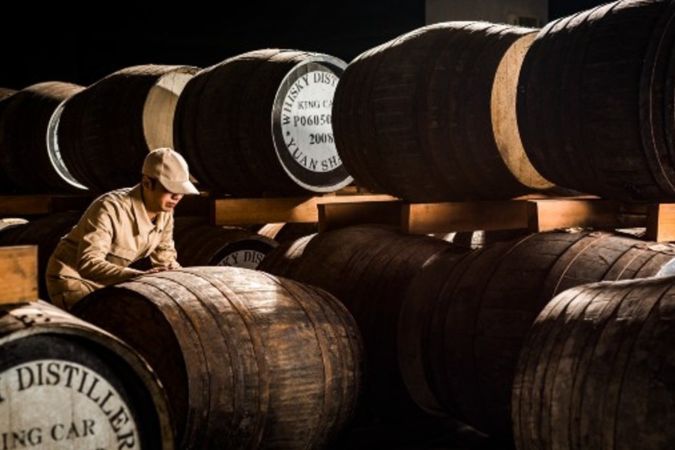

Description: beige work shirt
[46,184,180,309]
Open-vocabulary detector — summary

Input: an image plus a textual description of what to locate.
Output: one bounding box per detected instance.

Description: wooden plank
[329,185,360,196]
[316,194,397,205]
[0,196,52,216]
[528,199,647,232]
[402,201,530,234]
[513,193,601,200]
[646,203,675,242]
[212,194,397,225]
[213,197,318,225]
[0,246,38,304]
[0,195,91,216]
[318,201,403,232]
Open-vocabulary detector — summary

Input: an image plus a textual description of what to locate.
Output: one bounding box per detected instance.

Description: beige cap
[142,148,199,195]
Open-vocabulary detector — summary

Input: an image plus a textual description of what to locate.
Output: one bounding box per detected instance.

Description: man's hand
[145,266,169,274]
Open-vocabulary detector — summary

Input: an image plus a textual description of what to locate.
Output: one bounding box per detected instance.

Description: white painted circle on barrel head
[280,71,340,174]
[218,250,266,269]
[46,100,88,191]
[143,68,197,152]
[491,32,554,190]
[273,57,353,192]
[0,359,140,449]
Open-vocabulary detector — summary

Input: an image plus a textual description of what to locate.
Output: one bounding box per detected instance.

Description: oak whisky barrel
[0,301,173,449]
[513,275,675,450]
[54,64,198,192]
[174,49,352,196]
[0,82,85,193]
[260,225,457,419]
[518,0,675,200]
[332,22,548,201]
[399,231,675,438]
[75,267,363,449]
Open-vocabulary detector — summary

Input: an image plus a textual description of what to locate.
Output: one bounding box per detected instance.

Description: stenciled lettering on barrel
[218,250,266,269]
[275,66,348,191]
[0,360,139,450]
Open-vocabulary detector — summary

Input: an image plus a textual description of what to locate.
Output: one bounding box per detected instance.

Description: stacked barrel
[0,51,355,196]
[0,82,85,193]
[517,0,675,201]
[3,1,674,201]
[331,22,552,201]
[54,65,199,192]
[174,50,353,196]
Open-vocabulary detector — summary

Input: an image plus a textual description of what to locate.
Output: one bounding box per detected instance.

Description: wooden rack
[1,194,674,242]
[0,195,92,216]
[318,198,675,242]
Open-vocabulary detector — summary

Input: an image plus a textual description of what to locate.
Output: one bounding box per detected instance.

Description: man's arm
[149,214,181,269]
[76,200,144,285]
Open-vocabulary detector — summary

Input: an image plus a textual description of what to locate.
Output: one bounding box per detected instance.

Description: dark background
[0,0,608,89]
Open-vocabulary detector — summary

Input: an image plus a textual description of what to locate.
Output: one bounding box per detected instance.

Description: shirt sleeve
[76,200,144,285]
[150,214,181,269]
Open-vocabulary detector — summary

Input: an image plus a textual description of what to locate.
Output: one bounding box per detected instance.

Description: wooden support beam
[318,201,403,232]
[528,199,647,232]
[402,201,530,234]
[0,195,91,217]
[212,194,397,225]
[0,246,38,304]
[209,194,669,239]
[213,197,318,225]
[646,203,675,242]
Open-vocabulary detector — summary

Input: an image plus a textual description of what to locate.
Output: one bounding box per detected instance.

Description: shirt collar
[130,184,156,236]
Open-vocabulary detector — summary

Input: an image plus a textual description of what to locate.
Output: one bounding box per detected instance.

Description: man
[46,147,199,310]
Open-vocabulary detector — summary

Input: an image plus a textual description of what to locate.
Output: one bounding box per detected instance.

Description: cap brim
[161,179,200,195]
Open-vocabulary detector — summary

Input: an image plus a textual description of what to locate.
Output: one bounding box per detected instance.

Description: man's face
[143,177,183,213]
